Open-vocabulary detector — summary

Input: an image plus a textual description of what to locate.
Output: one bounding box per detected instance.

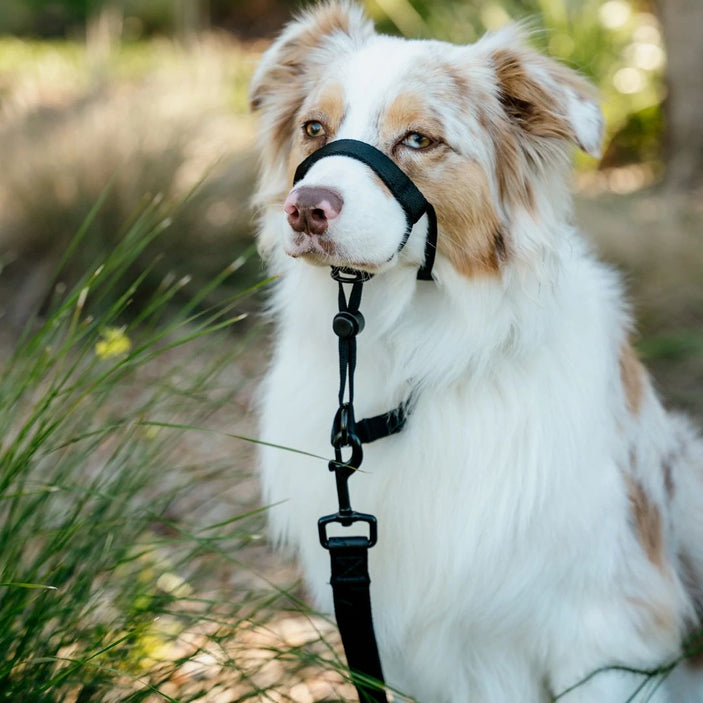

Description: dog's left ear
[480,29,604,157]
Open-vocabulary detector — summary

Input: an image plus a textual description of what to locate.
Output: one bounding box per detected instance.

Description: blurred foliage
[362,0,665,171]
[0,0,665,170]
[0,0,302,38]
[0,37,261,329]
[0,203,350,701]
[0,0,669,327]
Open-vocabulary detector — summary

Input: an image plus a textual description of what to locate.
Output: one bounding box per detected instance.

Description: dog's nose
[284,187,343,236]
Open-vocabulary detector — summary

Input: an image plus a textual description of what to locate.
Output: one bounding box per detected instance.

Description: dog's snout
[284,187,343,236]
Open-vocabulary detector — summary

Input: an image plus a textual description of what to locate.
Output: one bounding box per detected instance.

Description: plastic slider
[333,310,365,338]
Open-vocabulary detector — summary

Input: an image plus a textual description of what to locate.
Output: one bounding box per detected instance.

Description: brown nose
[283,186,343,236]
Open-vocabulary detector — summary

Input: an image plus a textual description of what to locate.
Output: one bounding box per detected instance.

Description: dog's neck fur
[263,198,626,408]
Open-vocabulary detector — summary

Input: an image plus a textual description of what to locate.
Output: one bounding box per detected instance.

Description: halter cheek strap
[292,139,438,281]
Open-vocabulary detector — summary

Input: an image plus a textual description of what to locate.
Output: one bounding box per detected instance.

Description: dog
[250,2,703,701]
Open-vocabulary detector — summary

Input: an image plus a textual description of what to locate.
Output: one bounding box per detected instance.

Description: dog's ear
[250,1,373,199]
[250,2,373,131]
[479,27,604,158]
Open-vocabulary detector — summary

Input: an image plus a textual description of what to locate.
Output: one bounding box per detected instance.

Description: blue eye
[304,121,326,138]
[401,133,433,150]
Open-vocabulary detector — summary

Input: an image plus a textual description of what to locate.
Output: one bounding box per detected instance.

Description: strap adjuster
[333,310,365,338]
[318,511,378,549]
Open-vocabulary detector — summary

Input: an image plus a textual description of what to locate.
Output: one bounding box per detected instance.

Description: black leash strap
[328,537,386,703]
[317,267,388,703]
[293,139,437,281]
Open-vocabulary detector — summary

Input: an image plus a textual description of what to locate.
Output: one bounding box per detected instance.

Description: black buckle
[318,511,378,549]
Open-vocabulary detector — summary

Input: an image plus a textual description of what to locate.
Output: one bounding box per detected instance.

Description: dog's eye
[401,133,433,150]
[304,121,326,139]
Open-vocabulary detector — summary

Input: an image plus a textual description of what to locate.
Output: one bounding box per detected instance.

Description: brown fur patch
[286,82,347,184]
[620,342,646,416]
[493,49,572,141]
[479,107,535,213]
[477,46,598,214]
[663,457,675,499]
[250,3,370,196]
[316,83,346,128]
[625,474,665,570]
[379,92,505,278]
[491,48,597,153]
[251,3,361,110]
[415,157,505,277]
[443,63,472,104]
[305,1,359,41]
[379,92,445,144]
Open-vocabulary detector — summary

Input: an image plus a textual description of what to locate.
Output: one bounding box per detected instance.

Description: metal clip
[318,511,378,549]
[331,403,355,448]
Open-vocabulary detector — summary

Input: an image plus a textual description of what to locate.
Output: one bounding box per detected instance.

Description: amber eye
[401,132,433,150]
[304,121,326,138]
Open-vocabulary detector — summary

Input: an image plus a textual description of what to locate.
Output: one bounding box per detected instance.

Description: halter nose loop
[292,139,437,281]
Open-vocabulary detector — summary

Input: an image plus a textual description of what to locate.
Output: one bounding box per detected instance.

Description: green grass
[0,193,360,702]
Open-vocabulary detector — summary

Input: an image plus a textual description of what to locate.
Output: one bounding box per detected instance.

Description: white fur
[252,4,703,701]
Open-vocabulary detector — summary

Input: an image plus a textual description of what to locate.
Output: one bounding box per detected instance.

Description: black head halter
[292,138,437,281]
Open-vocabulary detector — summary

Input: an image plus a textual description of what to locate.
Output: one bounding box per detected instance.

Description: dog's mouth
[285,231,337,257]
[284,231,386,272]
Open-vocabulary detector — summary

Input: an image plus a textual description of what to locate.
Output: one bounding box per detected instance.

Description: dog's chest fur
[252,3,703,701]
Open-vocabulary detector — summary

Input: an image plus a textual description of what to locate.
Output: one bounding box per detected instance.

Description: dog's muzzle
[293,139,438,281]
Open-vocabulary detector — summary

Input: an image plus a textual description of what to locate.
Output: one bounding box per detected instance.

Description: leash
[319,265,387,702]
[293,139,437,701]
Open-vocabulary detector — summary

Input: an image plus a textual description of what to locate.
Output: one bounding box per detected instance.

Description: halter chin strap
[292,138,438,281]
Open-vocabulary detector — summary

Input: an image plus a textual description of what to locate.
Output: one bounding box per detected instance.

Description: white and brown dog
[251,2,703,701]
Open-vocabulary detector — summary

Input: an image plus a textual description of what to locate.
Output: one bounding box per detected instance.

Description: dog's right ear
[250,2,373,147]
[250,3,374,259]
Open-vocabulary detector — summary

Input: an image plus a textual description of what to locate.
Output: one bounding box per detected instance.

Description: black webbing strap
[293,139,437,281]
[355,404,408,445]
[317,268,388,703]
[329,537,387,703]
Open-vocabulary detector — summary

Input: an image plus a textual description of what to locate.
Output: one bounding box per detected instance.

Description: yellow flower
[95,327,132,359]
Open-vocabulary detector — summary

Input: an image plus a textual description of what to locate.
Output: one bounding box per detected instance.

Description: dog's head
[251,0,603,278]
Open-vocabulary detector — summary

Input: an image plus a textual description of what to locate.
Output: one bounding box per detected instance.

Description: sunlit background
[1,1,699,337]
[0,2,701,701]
